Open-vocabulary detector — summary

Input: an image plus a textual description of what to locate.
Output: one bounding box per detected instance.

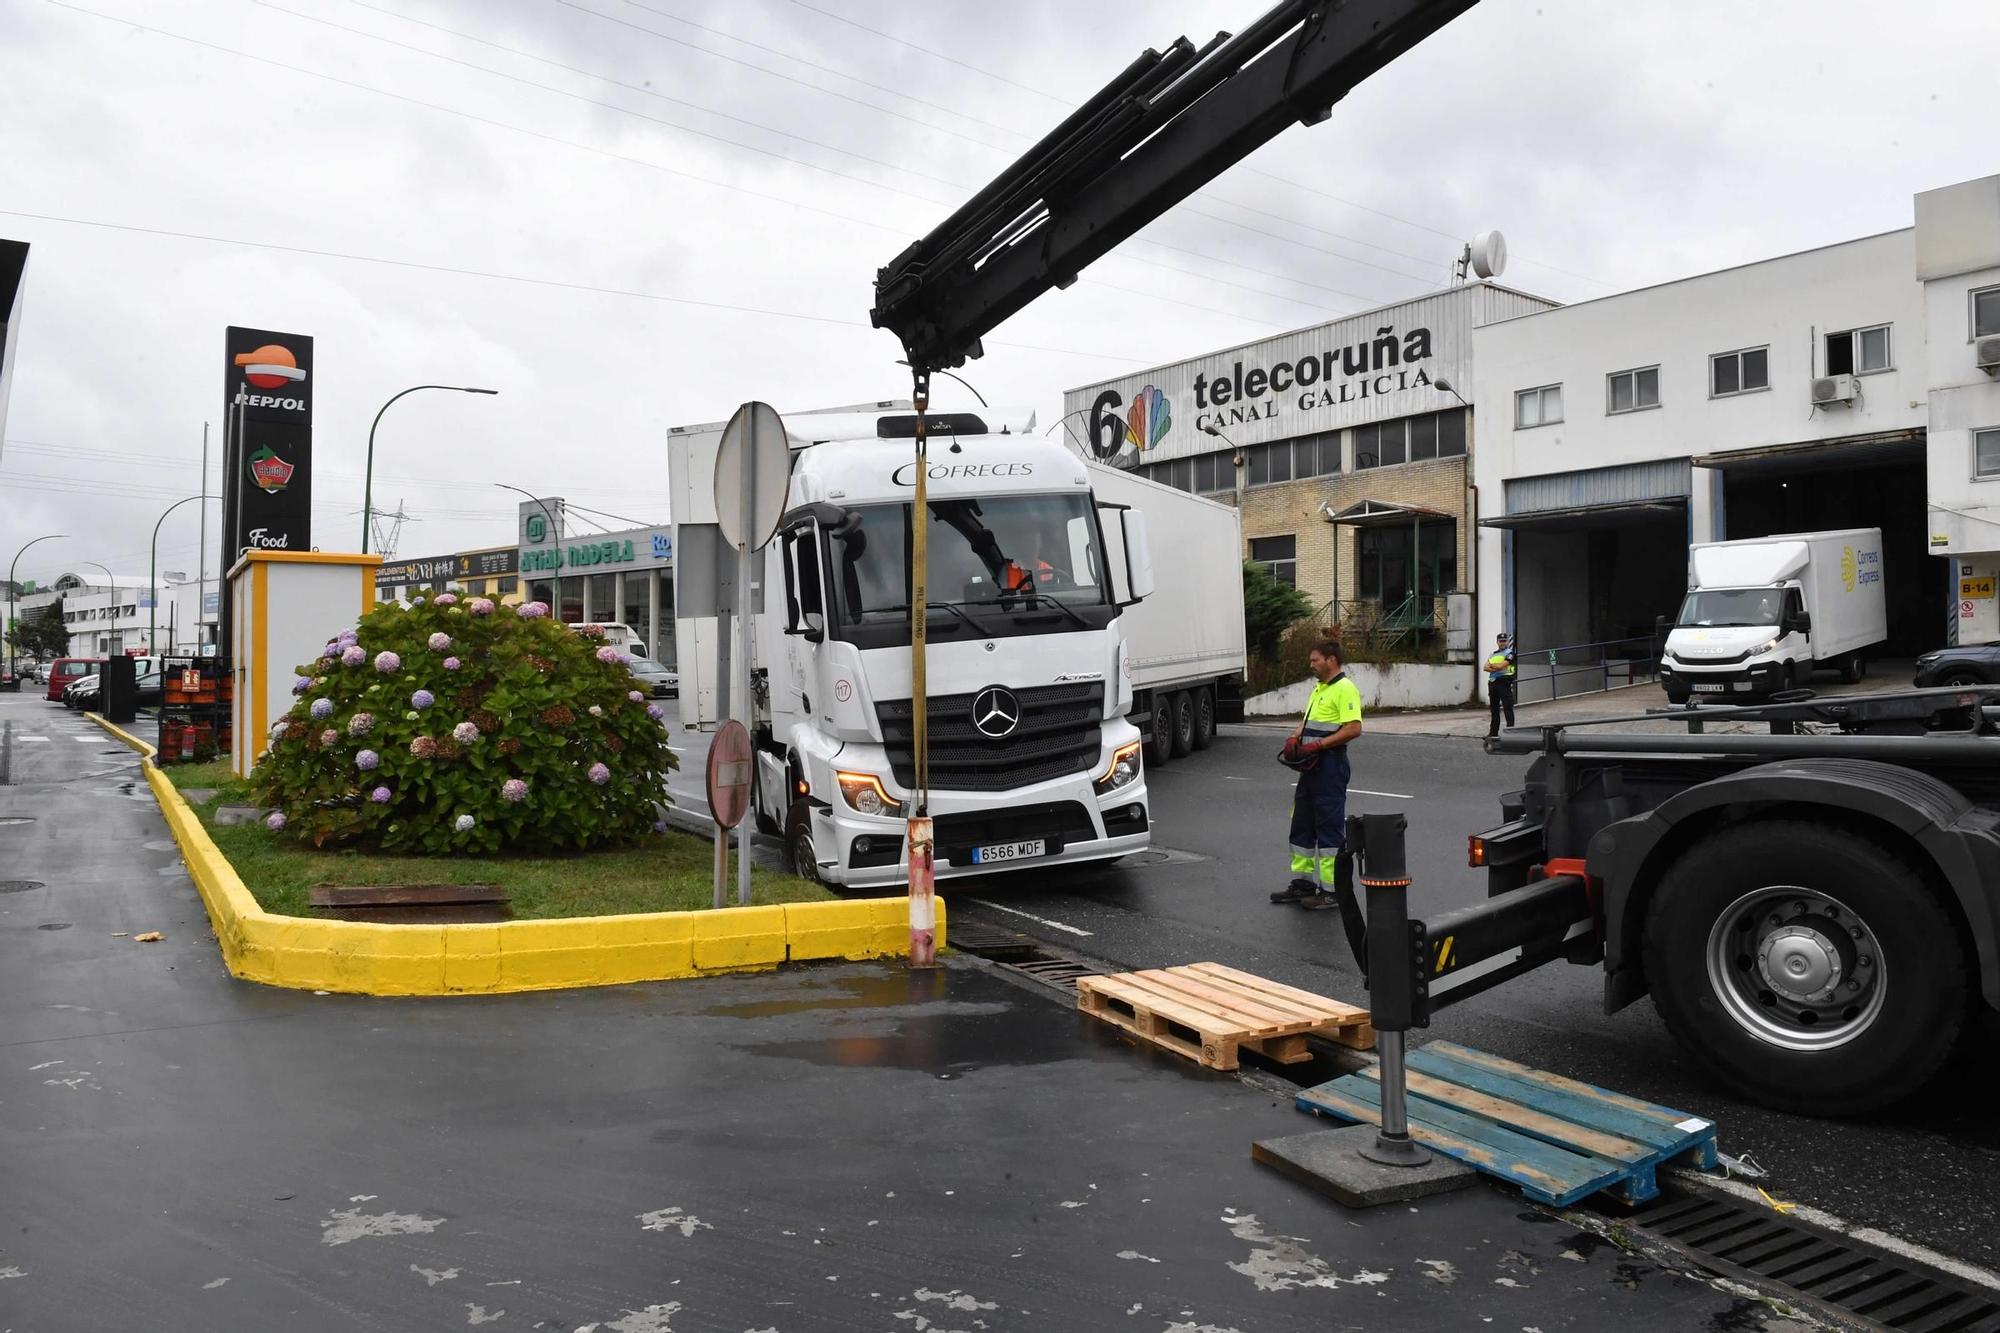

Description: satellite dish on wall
[1469,230,1508,280]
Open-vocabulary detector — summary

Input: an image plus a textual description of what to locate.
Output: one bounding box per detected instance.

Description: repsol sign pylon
[220,326,315,656]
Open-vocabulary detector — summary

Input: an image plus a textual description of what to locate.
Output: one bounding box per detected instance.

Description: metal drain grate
[1629,1192,2000,1331]
[947,922,1041,961]
[1007,956,1106,987]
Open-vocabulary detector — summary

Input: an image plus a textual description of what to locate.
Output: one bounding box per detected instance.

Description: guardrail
[1321,595,1447,659]
[1510,633,1661,701]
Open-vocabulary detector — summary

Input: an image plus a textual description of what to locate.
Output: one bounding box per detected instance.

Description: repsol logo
[246,527,290,549]
[233,390,308,412]
[892,461,1034,486]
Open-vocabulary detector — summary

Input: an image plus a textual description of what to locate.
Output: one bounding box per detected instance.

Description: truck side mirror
[1121,508,1155,604]
[1788,612,1811,635]
[802,611,824,642]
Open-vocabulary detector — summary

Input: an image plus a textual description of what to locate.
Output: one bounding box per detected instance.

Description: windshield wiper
[864,601,995,634]
[973,591,1090,631]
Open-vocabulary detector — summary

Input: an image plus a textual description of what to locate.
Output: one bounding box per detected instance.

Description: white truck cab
[673,407,1156,887]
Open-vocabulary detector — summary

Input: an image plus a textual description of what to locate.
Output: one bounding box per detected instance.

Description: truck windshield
[1678,588,1782,628]
[832,495,1107,625]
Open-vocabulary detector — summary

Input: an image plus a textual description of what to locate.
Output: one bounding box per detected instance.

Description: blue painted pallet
[1295,1039,1719,1208]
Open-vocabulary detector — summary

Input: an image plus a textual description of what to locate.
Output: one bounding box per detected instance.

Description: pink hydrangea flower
[452,721,479,744]
[266,811,287,831]
[469,597,495,616]
[373,651,401,673]
[577,623,605,639]
[434,593,458,606]
[370,786,391,803]
[320,729,339,746]
[348,712,374,736]
[595,646,621,664]
[628,690,644,703]
[588,762,611,785]
[428,632,452,651]
[355,749,380,771]
[501,779,529,803]
[410,736,437,758]
[518,601,549,619]
[454,814,476,832]
[341,645,366,667]
[443,657,461,672]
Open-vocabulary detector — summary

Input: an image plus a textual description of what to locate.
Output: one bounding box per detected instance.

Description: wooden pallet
[1076,962,1374,1071]
[1295,1039,1719,1207]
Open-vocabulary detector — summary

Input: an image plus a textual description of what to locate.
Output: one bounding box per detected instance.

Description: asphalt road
[0,692,1773,1333]
[673,719,2000,1273]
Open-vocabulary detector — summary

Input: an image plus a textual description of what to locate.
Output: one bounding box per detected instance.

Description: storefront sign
[377,556,460,587]
[518,527,672,575]
[1064,289,1496,465]
[457,548,518,578]
[522,539,636,573]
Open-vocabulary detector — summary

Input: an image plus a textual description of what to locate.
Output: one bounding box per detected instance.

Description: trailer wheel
[785,799,821,884]
[1642,819,1968,1116]
[1170,691,1196,757]
[1190,686,1216,750]
[1147,694,1175,767]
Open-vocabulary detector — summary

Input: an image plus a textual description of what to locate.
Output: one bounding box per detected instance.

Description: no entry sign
[706,719,753,831]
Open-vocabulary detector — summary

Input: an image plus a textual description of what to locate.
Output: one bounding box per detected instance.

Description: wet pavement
[0,690,1804,1331]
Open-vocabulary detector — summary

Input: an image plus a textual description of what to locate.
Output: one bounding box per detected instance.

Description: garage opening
[1486,500,1688,699]
[1697,432,1943,657]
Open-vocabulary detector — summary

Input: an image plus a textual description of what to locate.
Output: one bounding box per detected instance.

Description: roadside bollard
[1353,812,1432,1169]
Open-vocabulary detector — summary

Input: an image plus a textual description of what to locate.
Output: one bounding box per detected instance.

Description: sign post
[714,402,790,906]
[706,720,754,909]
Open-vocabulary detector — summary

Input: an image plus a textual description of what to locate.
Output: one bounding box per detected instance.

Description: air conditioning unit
[1977,336,2000,377]
[1811,373,1856,406]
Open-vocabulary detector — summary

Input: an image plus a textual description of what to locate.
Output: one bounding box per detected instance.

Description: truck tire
[1190,686,1216,750]
[1839,653,1864,684]
[1147,694,1175,767]
[785,798,821,884]
[1170,691,1196,757]
[1663,681,1691,706]
[1641,819,1968,1116]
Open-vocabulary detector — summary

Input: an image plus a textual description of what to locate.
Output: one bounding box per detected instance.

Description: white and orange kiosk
[229,551,381,778]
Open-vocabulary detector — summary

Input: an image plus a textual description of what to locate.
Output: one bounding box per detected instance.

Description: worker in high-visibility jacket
[1486,631,1518,737]
[1270,637,1363,909]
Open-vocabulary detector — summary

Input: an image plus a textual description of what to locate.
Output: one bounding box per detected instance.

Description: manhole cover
[37,921,70,930]
[0,879,46,894]
[0,816,34,827]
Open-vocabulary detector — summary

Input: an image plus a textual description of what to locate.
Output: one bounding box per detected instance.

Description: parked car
[46,657,103,703]
[64,674,100,710]
[1914,642,2000,687]
[627,655,679,699]
[0,664,19,692]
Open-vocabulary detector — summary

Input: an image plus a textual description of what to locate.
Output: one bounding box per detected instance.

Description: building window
[1975,286,2000,339]
[1607,366,1660,414]
[1826,323,1892,376]
[1514,384,1562,429]
[1711,346,1769,396]
[1976,427,2000,480]
[498,576,518,595]
[1249,535,1297,586]
[1354,420,1406,468]
[1356,518,1457,606]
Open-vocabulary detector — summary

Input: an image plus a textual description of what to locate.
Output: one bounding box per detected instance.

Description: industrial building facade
[1473,173,2000,690]
[1065,283,1555,645]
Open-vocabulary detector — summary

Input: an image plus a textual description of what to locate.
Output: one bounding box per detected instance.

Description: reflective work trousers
[1288,748,1350,886]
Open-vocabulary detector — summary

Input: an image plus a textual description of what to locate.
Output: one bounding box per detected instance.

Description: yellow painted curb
[90,714,946,995]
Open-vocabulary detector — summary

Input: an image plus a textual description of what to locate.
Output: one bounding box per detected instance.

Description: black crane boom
[870,0,1478,373]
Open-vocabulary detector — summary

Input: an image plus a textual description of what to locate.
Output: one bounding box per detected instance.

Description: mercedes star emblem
[971,685,1020,739]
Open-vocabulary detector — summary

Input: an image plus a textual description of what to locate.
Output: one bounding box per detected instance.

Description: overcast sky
[2,0,1995,586]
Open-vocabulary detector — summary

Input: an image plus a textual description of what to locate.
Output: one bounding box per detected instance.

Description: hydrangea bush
[250,598,677,853]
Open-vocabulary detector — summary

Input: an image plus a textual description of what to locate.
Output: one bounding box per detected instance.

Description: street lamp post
[151,495,208,655]
[495,483,562,606]
[362,385,500,553]
[79,561,118,656]
[7,533,66,679]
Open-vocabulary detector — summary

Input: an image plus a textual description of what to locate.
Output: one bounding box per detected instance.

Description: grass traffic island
[159,759,825,919]
[101,731,942,996]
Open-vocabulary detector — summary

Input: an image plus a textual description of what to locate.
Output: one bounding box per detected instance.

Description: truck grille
[878,683,1103,792]
[933,801,1099,864]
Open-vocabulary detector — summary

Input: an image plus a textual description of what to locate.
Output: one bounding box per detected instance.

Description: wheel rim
[1943,673,1980,687]
[1704,885,1886,1051]
[792,824,819,882]
[1198,693,1213,732]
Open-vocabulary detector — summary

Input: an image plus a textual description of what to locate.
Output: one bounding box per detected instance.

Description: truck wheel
[1840,653,1864,684]
[1147,695,1175,767]
[1642,820,1968,1116]
[1190,686,1216,750]
[1170,691,1196,757]
[785,799,821,884]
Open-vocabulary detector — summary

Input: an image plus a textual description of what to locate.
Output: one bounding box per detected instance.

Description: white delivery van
[1660,527,1887,702]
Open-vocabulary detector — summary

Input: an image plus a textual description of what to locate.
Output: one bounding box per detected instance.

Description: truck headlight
[1757,638,1780,655]
[836,771,897,816]
[1094,741,1142,794]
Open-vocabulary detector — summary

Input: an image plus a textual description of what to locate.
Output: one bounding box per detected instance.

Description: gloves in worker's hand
[1277,735,1320,773]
